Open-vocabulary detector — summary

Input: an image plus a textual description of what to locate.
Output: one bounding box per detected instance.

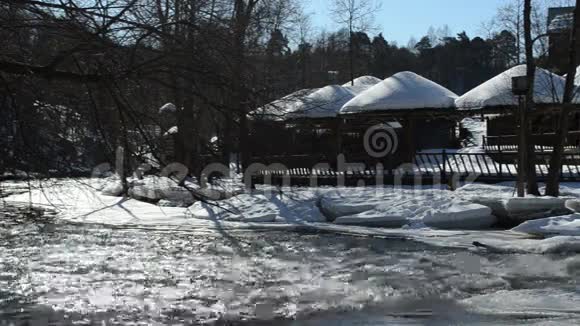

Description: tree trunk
[349,24,354,86]
[232,0,256,173]
[523,0,540,196]
[545,1,580,197]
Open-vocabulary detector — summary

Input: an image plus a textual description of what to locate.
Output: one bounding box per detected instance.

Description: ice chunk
[334,209,408,228]
[504,196,570,217]
[101,176,124,197]
[423,201,495,229]
[512,214,580,236]
[129,176,194,204]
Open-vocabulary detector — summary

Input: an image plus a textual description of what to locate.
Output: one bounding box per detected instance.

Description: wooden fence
[249,151,580,187]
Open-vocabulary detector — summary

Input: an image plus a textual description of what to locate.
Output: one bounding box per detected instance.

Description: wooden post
[405,117,417,163]
[335,118,343,168]
[517,95,527,197]
[441,149,448,185]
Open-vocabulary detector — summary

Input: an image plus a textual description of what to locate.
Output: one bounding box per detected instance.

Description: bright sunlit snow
[456,65,567,109]
[341,71,458,113]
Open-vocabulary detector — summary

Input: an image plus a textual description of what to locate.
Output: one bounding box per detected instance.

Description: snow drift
[341,71,458,113]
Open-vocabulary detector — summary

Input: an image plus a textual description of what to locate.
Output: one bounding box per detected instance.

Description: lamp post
[512,76,529,198]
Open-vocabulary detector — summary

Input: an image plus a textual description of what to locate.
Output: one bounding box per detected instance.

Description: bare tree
[545,0,580,196]
[524,0,540,196]
[330,0,380,85]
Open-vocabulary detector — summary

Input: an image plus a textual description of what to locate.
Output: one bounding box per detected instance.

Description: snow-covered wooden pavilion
[455,64,580,152]
[338,71,460,163]
[248,76,381,167]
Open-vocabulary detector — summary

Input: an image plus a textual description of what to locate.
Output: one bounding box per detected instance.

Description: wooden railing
[483,131,580,153]
[249,151,580,187]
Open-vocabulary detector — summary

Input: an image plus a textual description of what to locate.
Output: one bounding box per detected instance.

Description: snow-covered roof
[289,85,356,119]
[549,13,574,32]
[163,126,178,136]
[158,103,177,114]
[340,71,458,114]
[455,65,566,110]
[250,88,317,121]
[342,76,382,94]
[574,65,580,86]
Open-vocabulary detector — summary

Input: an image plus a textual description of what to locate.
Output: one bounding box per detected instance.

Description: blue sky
[305,0,508,45]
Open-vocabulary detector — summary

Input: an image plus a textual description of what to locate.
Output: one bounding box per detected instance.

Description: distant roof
[158,102,177,114]
[250,88,317,121]
[549,13,574,32]
[342,76,382,95]
[548,7,575,32]
[455,65,566,109]
[290,85,355,119]
[340,71,458,114]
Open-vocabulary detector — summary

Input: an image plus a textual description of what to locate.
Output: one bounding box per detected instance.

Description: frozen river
[1,205,580,325]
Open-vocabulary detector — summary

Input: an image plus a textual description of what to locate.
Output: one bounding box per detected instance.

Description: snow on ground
[512,214,580,237]
[423,201,495,230]
[461,289,580,317]
[341,71,458,113]
[461,117,487,147]
[190,189,325,223]
[6,178,580,253]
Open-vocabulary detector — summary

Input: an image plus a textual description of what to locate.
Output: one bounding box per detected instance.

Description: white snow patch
[250,88,317,121]
[341,71,458,113]
[290,85,355,119]
[158,102,177,114]
[461,289,580,317]
[504,196,569,216]
[163,126,178,136]
[129,175,194,204]
[190,190,326,223]
[460,117,487,147]
[100,175,124,197]
[512,214,580,236]
[424,201,495,230]
[342,75,382,95]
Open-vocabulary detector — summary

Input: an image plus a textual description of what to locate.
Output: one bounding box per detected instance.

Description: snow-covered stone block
[511,214,580,236]
[334,209,408,227]
[565,199,580,213]
[129,176,194,204]
[319,196,376,221]
[101,178,124,197]
[470,197,509,219]
[504,197,570,218]
[423,201,495,229]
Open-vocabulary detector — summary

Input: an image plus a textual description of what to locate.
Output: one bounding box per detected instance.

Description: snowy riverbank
[4,178,580,254]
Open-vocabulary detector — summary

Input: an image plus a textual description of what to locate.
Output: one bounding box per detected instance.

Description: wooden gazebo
[337,71,461,167]
[248,76,382,168]
[455,64,580,154]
